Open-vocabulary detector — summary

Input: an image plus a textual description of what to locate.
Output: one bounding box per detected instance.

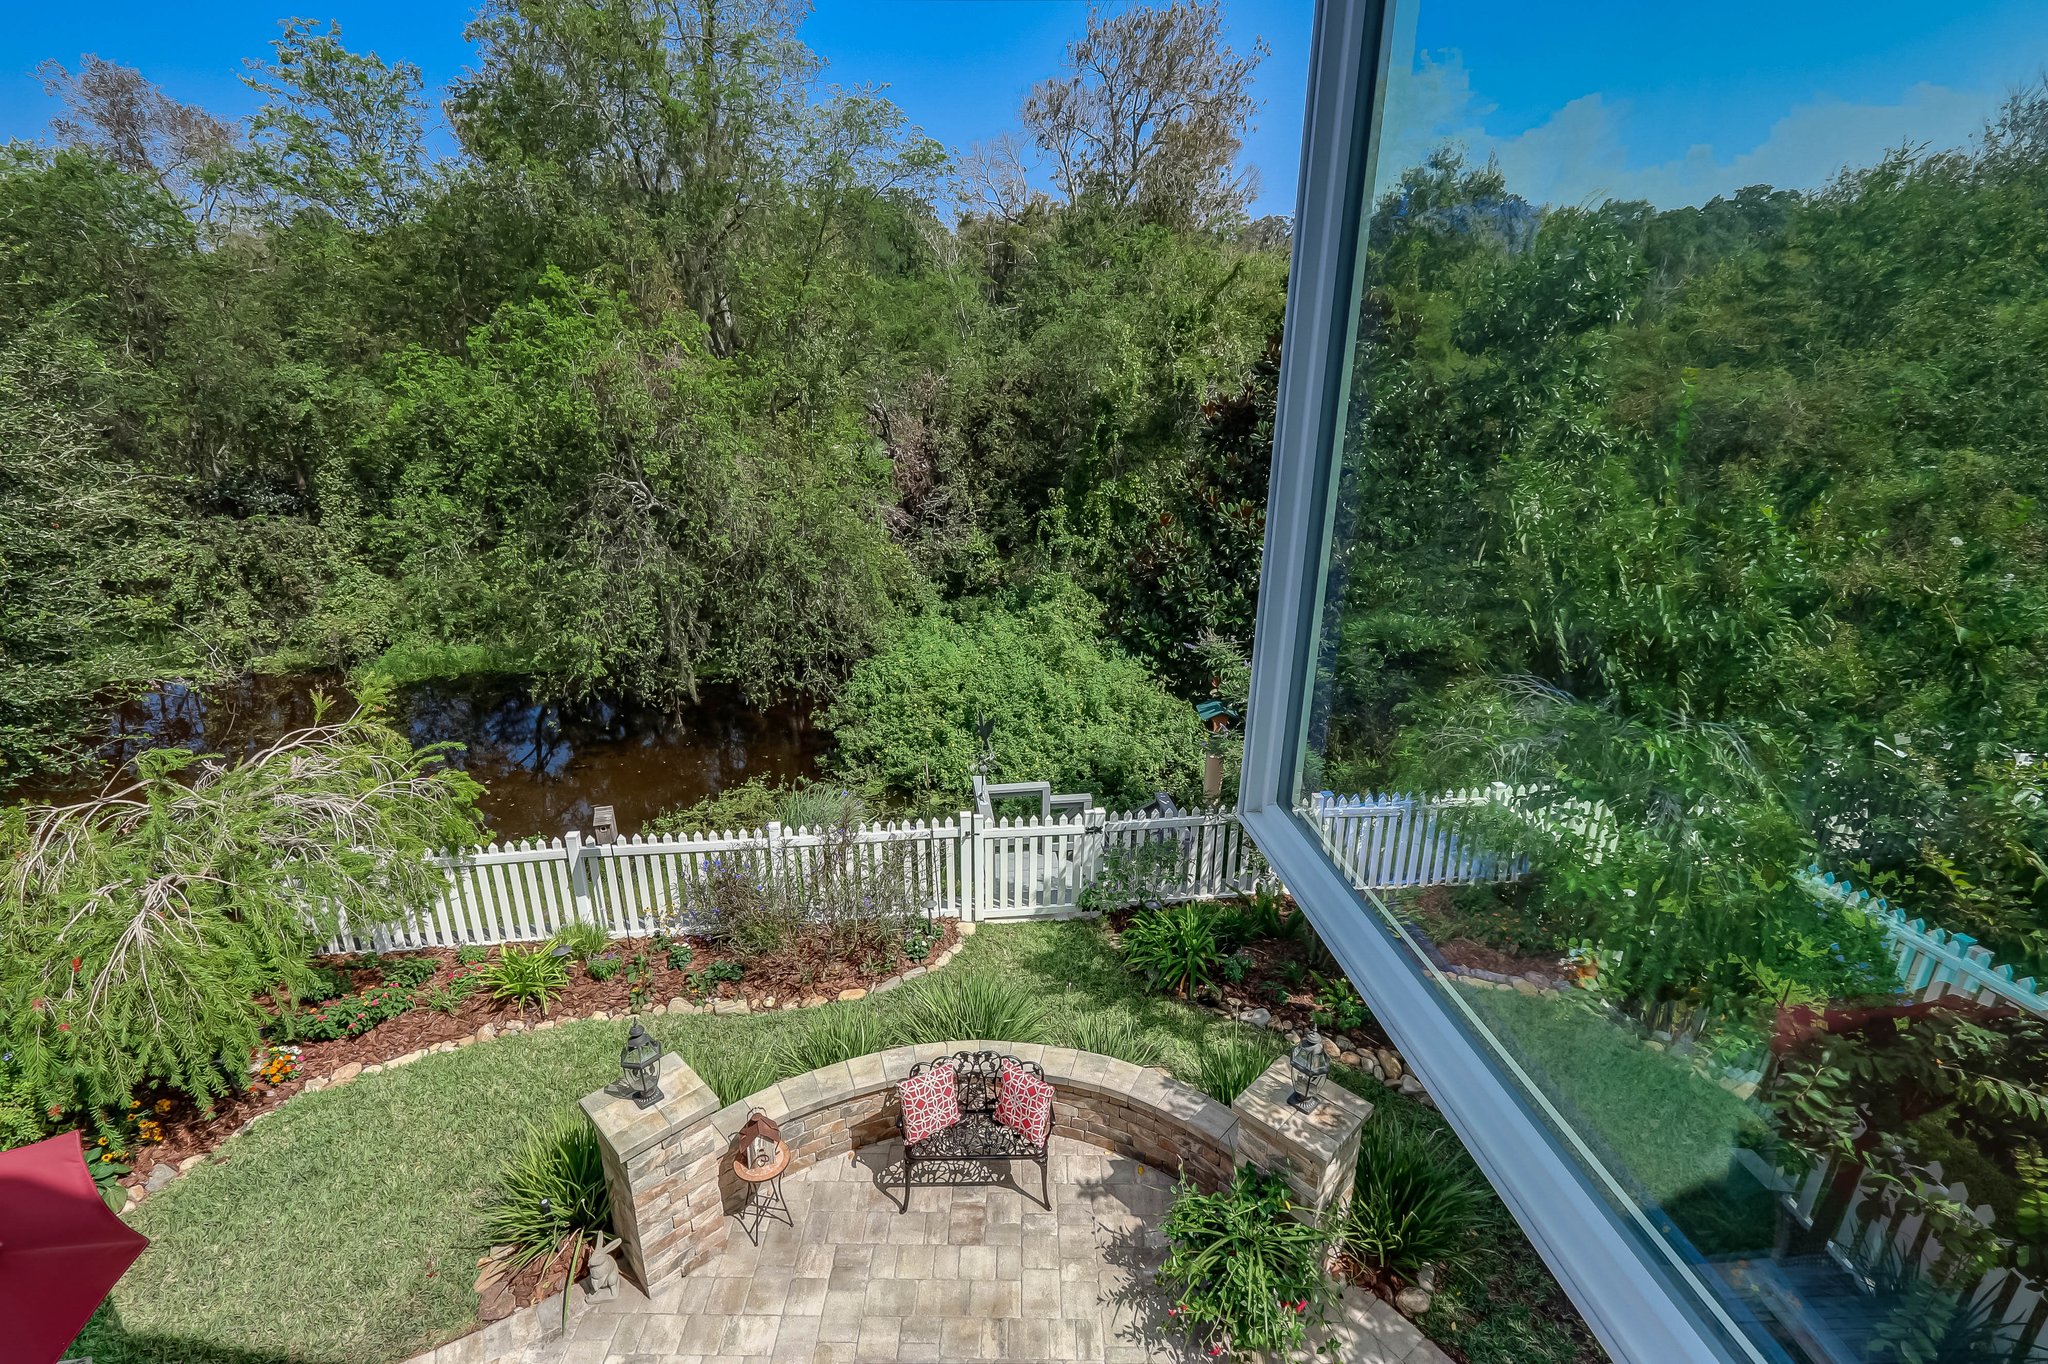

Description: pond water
[20,675,827,838]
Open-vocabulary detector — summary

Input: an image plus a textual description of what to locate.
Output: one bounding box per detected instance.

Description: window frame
[1239,5,1769,1361]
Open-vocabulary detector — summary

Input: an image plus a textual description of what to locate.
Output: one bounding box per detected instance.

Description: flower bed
[116,918,957,1197]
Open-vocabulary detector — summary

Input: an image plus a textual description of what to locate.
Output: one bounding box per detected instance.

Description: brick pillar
[580,1051,726,1288]
[1229,1057,1373,1221]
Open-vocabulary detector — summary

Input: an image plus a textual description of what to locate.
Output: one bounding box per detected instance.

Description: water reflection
[23,674,826,837]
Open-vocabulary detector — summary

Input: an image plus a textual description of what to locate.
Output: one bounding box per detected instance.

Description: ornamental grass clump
[1061,1011,1170,1068]
[1344,1114,1487,1280]
[483,1111,613,1272]
[548,920,609,963]
[897,972,1049,1045]
[484,944,570,1013]
[1121,901,1227,999]
[1187,1025,1275,1105]
[1158,1165,1331,1358]
[774,1005,889,1075]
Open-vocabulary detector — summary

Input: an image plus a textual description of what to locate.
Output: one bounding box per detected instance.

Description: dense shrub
[826,578,1205,812]
[1187,1026,1274,1105]
[379,955,439,988]
[1061,1011,1170,1069]
[773,1006,889,1075]
[483,1112,613,1272]
[1157,1165,1331,1356]
[274,985,415,1042]
[548,921,609,963]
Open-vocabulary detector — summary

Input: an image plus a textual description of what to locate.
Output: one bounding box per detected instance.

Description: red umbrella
[0,1129,150,1364]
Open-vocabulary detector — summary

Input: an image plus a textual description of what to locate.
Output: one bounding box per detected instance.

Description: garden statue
[584,1232,623,1301]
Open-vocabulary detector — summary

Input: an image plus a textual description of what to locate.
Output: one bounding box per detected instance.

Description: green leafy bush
[482,1112,613,1272]
[379,955,438,988]
[777,784,865,832]
[1079,841,1185,913]
[456,945,490,966]
[548,921,609,963]
[653,931,693,971]
[826,579,1205,812]
[774,1006,889,1075]
[1122,902,1226,998]
[1311,973,1371,1033]
[903,919,942,961]
[686,959,744,995]
[277,985,415,1042]
[1157,1165,1331,1356]
[418,972,481,1016]
[584,954,621,982]
[1344,1115,1488,1279]
[484,944,570,1013]
[898,973,1049,1045]
[1222,887,1299,945]
[1188,1027,1274,1105]
[1061,1012,1169,1069]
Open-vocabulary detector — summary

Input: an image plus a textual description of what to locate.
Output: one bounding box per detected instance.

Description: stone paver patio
[501,1135,1447,1364]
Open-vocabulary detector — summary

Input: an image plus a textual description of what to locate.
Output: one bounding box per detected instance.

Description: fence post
[765,821,786,894]
[1079,807,1107,911]
[965,812,985,922]
[565,830,594,927]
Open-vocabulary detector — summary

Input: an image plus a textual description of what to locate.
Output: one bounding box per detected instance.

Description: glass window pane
[1294,4,2048,1360]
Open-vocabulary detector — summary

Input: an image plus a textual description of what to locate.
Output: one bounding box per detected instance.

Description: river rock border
[121,926,980,1213]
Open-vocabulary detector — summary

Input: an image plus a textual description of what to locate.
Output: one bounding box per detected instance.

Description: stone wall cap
[1231,1058,1372,1163]
[581,1053,718,1162]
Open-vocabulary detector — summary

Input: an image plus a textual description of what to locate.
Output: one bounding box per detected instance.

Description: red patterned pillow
[995,1060,1053,1145]
[899,1061,961,1145]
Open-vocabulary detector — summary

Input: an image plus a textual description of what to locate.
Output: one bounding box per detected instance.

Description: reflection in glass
[1297,5,2048,1360]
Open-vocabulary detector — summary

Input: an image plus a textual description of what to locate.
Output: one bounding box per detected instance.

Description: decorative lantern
[616,1021,664,1108]
[1287,1027,1330,1111]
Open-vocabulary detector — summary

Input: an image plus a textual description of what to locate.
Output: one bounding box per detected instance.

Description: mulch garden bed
[119,917,957,1195]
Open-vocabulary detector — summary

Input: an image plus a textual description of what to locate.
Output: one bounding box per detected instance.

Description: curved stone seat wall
[582,1039,1368,1292]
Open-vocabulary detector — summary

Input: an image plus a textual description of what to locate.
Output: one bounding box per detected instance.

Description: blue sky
[1,1,2042,215]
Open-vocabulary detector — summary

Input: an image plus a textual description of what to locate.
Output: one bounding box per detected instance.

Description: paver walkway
[500,1135,1447,1364]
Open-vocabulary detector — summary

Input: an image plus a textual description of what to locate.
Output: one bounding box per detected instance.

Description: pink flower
[1293,1299,1307,1313]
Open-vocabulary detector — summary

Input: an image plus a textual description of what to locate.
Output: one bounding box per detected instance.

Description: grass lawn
[72,919,1600,1364]
[1460,985,1776,1255]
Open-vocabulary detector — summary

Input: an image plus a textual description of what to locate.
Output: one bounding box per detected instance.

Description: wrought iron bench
[899,1050,1051,1210]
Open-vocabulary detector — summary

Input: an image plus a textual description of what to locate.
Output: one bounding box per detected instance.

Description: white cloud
[1373,51,2001,209]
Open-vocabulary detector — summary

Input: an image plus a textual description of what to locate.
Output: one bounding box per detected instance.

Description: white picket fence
[326,805,1267,952]
[327,788,2048,1027]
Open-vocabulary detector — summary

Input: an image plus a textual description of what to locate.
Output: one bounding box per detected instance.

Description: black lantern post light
[1287,1027,1330,1111]
[613,1021,665,1108]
